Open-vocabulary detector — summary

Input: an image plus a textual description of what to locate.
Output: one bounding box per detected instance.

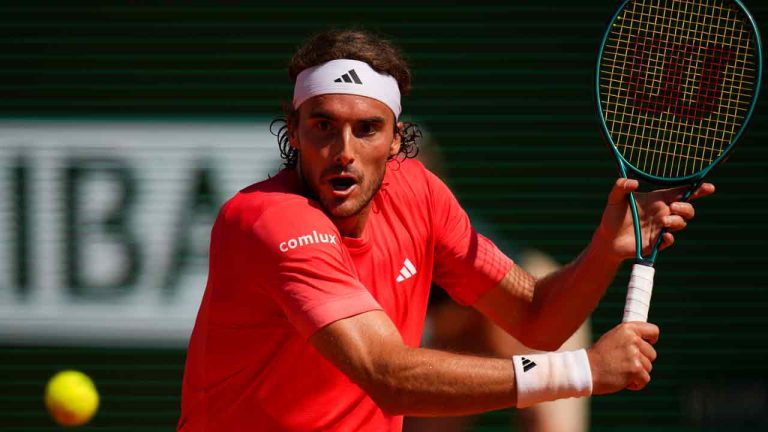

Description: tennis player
[177,29,714,431]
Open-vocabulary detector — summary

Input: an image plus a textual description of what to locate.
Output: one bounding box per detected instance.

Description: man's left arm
[474,178,714,351]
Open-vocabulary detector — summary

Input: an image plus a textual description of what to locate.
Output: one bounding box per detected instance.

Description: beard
[299,159,387,220]
[324,171,385,219]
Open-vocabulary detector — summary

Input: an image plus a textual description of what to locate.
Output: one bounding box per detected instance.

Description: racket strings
[600,0,757,179]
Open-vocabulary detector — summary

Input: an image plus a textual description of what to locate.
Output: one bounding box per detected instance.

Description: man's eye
[358,123,377,136]
[316,121,331,132]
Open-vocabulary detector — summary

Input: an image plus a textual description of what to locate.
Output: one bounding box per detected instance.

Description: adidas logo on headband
[334,69,363,84]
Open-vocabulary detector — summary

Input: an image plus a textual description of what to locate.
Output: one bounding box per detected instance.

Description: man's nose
[332,126,355,166]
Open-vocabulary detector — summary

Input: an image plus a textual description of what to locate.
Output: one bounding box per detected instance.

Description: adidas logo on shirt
[334,69,363,84]
[395,258,417,283]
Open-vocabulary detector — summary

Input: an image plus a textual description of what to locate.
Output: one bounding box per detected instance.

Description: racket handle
[622,264,656,323]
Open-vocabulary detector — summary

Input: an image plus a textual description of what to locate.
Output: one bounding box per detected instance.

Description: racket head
[597,0,763,185]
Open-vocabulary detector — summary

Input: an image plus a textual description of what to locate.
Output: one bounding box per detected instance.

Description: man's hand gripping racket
[597,0,763,323]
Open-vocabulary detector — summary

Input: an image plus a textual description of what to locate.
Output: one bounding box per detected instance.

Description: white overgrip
[622,264,656,322]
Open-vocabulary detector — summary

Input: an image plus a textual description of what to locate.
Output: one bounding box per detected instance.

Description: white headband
[293,59,402,118]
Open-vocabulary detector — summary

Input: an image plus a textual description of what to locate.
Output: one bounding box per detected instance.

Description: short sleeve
[243,201,382,338]
[426,170,515,305]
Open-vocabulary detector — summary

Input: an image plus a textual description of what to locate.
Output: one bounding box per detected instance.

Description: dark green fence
[1,2,767,431]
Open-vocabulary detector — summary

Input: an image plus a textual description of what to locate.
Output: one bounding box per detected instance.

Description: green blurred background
[1,1,767,431]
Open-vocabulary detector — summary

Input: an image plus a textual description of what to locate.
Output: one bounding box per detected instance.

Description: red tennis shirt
[178,158,513,431]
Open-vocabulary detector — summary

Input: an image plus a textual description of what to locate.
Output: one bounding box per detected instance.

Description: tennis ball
[44,370,99,427]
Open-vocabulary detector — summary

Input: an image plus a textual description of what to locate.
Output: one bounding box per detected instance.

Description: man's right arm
[309,309,658,416]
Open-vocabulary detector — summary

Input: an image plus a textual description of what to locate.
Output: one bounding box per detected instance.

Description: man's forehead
[300,94,395,120]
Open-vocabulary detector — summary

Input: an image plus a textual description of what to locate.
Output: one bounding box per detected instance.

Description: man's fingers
[631,322,660,344]
[627,370,651,391]
[640,355,653,373]
[639,340,658,362]
[664,182,716,202]
[608,178,639,205]
[658,232,675,251]
[664,215,688,232]
[689,182,716,200]
[670,202,695,220]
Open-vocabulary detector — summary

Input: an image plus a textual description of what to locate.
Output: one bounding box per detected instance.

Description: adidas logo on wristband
[521,357,537,372]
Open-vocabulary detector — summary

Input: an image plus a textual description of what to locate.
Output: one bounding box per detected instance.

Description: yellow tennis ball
[44,370,99,427]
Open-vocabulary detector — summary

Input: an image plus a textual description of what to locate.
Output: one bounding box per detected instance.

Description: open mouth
[329,177,357,192]
[326,175,358,197]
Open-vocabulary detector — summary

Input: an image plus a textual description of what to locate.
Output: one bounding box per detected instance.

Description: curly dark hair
[273,29,422,168]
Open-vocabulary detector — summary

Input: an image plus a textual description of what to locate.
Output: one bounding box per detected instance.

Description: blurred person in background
[405,141,590,432]
[178,29,712,431]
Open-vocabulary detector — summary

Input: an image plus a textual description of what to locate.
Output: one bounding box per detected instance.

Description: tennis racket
[596,0,763,322]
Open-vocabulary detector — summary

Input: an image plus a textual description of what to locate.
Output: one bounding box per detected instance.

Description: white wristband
[512,349,593,408]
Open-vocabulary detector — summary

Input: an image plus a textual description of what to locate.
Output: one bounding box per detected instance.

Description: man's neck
[332,204,372,238]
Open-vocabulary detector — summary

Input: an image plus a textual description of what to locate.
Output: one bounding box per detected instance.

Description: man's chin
[317,179,382,221]
[320,195,367,219]
[324,202,362,219]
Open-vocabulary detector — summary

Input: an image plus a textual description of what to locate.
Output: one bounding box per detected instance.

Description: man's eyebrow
[307,110,336,120]
[358,116,386,123]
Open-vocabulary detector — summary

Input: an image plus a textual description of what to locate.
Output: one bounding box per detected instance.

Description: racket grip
[622,264,656,323]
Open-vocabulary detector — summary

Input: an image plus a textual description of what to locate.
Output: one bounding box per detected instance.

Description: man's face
[290,94,401,219]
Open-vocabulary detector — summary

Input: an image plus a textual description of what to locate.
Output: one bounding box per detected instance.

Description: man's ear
[390,121,403,157]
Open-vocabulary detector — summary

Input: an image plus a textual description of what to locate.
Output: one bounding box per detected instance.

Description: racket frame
[596,0,764,264]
